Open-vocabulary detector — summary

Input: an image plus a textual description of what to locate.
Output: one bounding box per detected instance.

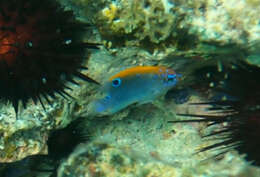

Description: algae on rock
[68,0,260,60]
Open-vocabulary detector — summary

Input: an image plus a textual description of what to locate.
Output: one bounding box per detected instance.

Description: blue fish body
[89,66,180,115]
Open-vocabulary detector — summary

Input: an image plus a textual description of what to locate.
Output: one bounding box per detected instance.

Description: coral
[186,0,260,44]
[99,0,176,43]
[57,142,178,177]
[94,0,180,49]
[68,0,260,61]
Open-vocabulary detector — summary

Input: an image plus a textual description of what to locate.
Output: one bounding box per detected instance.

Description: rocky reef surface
[1,0,260,176]
[66,0,260,60]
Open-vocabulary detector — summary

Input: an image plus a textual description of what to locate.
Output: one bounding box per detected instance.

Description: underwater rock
[68,0,260,59]
[57,101,260,177]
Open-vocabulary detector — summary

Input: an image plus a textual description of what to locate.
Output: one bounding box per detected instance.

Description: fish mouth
[93,100,107,113]
[88,98,112,116]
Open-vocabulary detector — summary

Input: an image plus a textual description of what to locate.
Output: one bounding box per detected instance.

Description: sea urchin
[170,61,260,166]
[0,0,99,113]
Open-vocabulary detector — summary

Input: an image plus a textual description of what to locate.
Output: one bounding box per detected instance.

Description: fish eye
[167,74,176,82]
[112,78,121,87]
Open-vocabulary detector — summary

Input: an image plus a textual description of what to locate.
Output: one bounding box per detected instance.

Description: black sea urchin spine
[0,0,99,113]
[47,118,90,160]
[0,118,90,177]
[170,61,260,166]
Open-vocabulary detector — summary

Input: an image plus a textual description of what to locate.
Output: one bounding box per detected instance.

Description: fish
[89,66,181,115]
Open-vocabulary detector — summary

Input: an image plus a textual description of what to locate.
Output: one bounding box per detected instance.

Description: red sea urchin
[170,61,260,166]
[0,0,99,113]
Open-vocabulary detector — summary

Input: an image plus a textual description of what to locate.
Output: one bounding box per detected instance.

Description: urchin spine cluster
[170,61,260,166]
[0,0,99,113]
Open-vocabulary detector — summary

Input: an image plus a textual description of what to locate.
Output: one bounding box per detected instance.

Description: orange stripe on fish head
[109,66,176,81]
